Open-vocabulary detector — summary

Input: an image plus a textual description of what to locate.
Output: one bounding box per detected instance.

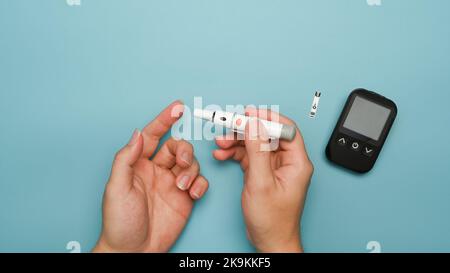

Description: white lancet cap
[193,109,215,122]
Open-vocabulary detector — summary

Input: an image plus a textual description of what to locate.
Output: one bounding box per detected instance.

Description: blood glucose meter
[326,88,397,173]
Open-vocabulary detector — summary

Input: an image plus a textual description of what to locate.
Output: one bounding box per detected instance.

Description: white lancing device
[193,109,296,141]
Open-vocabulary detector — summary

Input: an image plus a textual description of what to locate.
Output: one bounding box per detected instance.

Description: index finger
[245,106,307,154]
[142,100,184,158]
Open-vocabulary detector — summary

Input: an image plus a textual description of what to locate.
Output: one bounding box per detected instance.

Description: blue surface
[1,0,450,252]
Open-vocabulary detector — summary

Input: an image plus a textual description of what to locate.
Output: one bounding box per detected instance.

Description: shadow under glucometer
[322,151,367,177]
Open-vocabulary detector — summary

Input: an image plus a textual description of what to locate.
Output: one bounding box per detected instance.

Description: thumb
[244,119,273,181]
[110,129,144,189]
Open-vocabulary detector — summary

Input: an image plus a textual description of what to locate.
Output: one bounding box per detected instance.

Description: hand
[93,101,209,253]
[213,107,313,253]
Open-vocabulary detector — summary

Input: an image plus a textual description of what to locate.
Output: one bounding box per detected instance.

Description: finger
[245,106,307,155]
[189,175,209,200]
[141,100,184,158]
[244,119,273,181]
[175,158,200,191]
[171,165,182,176]
[215,133,244,149]
[213,147,249,171]
[152,138,194,169]
[110,129,144,190]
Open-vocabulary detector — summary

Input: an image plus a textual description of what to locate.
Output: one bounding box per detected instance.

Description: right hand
[213,107,313,253]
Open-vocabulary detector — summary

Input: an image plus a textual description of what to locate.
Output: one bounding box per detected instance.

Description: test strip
[309,91,321,118]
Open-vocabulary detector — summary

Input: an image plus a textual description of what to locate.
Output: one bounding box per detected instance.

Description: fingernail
[128,129,140,146]
[171,102,185,119]
[258,121,269,139]
[192,187,203,199]
[248,119,259,139]
[177,175,190,191]
[181,152,192,166]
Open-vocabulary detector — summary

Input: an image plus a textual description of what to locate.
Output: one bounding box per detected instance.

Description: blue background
[1,0,449,252]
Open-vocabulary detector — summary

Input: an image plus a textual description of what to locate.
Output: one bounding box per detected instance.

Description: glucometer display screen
[343,96,391,141]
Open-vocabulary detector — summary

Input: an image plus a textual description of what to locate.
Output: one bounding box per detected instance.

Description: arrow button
[337,137,347,146]
[363,146,375,157]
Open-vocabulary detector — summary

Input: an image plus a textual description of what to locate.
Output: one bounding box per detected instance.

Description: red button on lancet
[236,118,242,126]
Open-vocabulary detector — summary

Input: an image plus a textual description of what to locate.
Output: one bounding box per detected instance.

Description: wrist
[92,237,117,253]
[256,234,303,253]
[257,242,303,253]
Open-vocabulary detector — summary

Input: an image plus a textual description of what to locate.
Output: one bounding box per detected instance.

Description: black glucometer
[326,88,397,173]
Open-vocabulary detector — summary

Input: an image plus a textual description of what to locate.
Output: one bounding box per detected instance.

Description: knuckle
[184,141,194,151]
[304,160,314,178]
[175,138,194,151]
[192,158,200,172]
[113,150,125,163]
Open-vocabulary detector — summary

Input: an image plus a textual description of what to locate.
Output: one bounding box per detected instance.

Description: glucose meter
[326,88,397,173]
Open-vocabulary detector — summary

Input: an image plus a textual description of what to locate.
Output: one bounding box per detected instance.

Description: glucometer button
[350,141,361,152]
[337,136,347,146]
[363,146,375,157]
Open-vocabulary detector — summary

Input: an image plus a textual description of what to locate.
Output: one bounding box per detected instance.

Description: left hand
[93,101,209,252]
